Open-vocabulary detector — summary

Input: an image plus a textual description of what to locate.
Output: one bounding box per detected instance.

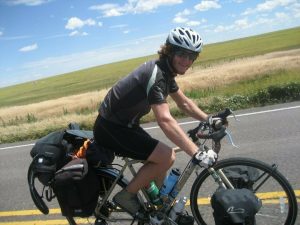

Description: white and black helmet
[167,27,203,53]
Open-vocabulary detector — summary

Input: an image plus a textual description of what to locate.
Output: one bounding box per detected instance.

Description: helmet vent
[173,36,182,45]
[183,38,190,46]
[192,35,196,42]
[179,29,185,35]
[185,31,191,39]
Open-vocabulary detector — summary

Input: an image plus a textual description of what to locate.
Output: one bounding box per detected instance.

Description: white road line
[1,105,299,151]
[0,143,35,150]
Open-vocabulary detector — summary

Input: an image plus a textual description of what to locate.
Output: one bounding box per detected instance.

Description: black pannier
[53,158,100,217]
[30,131,72,185]
[211,188,262,225]
[222,166,260,190]
[28,125,115,217]
[29,128,90,186]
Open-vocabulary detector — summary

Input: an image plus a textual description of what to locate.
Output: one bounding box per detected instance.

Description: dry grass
[0,89,108,122]
[0,49,300,142]
[177,49,300,90]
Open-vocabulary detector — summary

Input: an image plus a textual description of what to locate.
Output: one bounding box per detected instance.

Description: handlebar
[187,108,235,152]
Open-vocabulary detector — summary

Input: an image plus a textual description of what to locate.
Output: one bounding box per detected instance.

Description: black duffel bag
[53,158,100,217]
[211,188,262,225]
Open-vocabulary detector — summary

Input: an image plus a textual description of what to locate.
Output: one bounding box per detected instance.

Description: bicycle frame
[94,146,234,221]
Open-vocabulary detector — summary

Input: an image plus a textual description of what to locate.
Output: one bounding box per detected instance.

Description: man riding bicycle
[93,27,217,216]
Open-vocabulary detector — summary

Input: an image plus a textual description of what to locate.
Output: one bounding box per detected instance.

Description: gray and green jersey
[99,59,179,127]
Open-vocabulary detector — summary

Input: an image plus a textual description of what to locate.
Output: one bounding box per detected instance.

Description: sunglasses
[174,50,198,61]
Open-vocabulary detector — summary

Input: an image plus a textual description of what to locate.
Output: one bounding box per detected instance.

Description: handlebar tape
[197,126,227,142]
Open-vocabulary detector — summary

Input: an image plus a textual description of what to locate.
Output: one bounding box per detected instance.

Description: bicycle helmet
[167,27,203,53]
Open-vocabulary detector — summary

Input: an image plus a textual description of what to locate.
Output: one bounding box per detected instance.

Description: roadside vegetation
[0,27,300,144]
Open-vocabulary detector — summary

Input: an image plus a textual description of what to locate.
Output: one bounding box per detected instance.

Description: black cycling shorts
[93,116,159,160]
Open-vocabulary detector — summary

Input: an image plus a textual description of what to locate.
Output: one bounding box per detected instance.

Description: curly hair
[157,43,174,60]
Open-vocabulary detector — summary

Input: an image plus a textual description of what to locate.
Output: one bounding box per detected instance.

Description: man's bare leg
[126,142,175,193]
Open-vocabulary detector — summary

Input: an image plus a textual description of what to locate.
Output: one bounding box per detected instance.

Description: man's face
[172,49,198,75]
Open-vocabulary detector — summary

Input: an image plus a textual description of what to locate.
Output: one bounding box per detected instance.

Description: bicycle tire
[66,167,129,225]
[190,157,298,225]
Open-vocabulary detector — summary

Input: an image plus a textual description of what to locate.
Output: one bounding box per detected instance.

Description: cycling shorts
[93,115,159,160]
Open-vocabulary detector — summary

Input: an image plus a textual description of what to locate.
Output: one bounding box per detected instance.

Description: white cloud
[0,31,3,36]
[243,0,297,15]
[89,0,183,17]
[257,0,296,12]
[69,30,89,37]
[65,17,96,30]
[195,0,221,11]
[173,9,190,23]
[65,17,84,30]
[173,16,188,23]
[85,19,96,26]
[19,43,38,52]
[234,18,250,29]
[232,0,246,3]
[6,0,52,6]
[214,25,233,33]
[69,31,79,36]
[173,9,204,27]
[132,0,183,13]
[186,20,201,27]
[110,24,128,29]
[287,2,300,18]
[275,12,289,20]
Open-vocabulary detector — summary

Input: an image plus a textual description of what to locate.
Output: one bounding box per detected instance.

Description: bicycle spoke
[190,158,297,225]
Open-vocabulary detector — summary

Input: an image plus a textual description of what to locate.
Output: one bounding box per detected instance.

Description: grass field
[0,26,300,108]
[0,27,300,143]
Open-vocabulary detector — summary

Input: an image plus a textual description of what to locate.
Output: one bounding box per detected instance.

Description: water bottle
[169,196,187,221]
[160,168,181,198]
[147,181,162,206]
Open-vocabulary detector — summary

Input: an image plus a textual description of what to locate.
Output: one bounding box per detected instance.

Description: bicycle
[28,109,298,225]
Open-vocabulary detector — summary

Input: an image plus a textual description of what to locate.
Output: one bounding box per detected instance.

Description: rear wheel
[190,157,298,225]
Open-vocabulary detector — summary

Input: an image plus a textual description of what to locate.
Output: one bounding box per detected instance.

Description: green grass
[0,55,155,107]
[185,69,300,99]
[0,27,300,108]
[194,27,300,67]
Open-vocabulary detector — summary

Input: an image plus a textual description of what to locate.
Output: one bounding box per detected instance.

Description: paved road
[0,102,299,224]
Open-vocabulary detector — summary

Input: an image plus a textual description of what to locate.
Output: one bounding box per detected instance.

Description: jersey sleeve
[169,78,179,93]
[147,80,167,105]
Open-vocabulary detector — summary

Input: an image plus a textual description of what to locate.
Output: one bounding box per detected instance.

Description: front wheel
[190,157,298,225]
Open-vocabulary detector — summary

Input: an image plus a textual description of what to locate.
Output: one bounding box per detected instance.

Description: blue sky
[0,0,299,88]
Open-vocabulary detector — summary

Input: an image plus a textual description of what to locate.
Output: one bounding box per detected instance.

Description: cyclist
[93,27,217,216]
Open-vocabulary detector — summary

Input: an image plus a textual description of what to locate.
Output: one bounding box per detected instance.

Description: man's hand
[208,115,228,129]
[194,149,218,168]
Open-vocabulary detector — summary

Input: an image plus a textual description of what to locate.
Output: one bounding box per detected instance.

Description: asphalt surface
[0,101,299,224]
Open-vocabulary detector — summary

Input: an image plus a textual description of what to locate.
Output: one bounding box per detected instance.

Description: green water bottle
[146,181,162,206]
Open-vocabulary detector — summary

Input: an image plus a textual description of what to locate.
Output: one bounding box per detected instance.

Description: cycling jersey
[99,58,179,127]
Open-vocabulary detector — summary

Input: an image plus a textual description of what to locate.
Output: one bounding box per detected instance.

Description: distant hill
[1,26,299,107]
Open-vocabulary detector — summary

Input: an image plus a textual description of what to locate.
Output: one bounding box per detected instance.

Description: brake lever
[225,130,239,148]
[229,109,240,122]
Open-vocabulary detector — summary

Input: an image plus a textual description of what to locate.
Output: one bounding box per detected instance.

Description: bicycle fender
[27,162,49,215]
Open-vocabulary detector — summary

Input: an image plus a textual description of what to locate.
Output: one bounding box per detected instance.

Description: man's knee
[148,142,175,167]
